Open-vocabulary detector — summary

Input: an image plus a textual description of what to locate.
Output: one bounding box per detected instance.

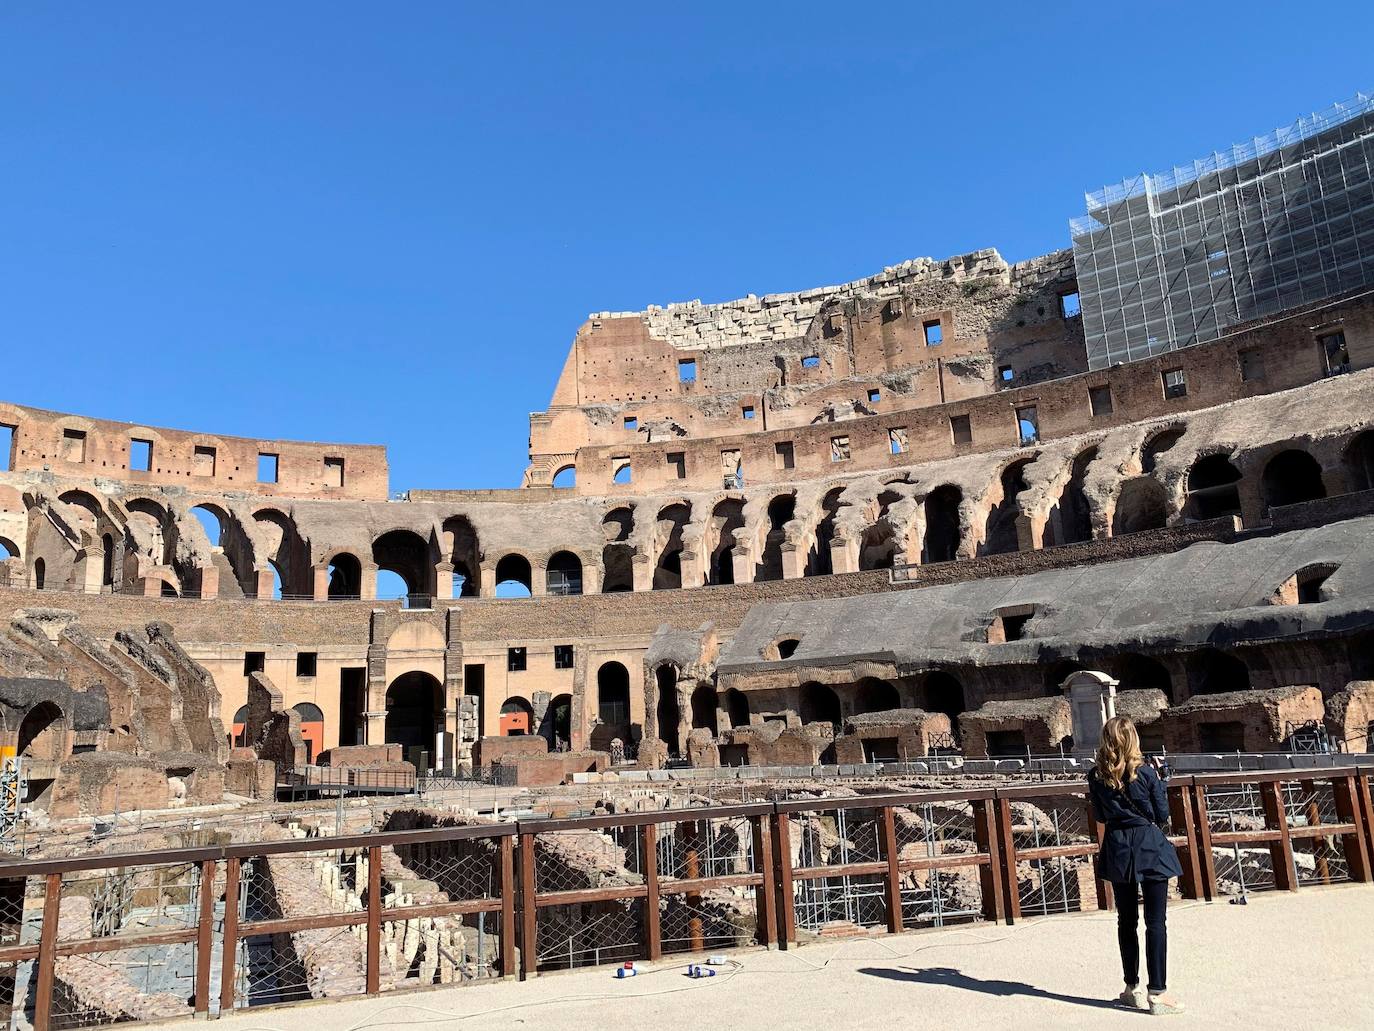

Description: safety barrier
[0,768,1368,1029]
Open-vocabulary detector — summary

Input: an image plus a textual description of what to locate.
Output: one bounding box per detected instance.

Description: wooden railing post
[880,805,904,934]
[1086,814,1114,911]
[769,812,796,948]
[1190,784,1217,901]
[1332,773,1372,883]
[365,844,382,993]
[194,859,216,1014]
[1260,781,1297,892]
[996,796,1020,923]
[219,857,241,1015]
[751,813,778,947]
[973,797,1006,924]
[1357,771,1374,864]
[642,822,662,961]
[499,835,517,977]
[1168,779,1204,900]
[518,832,538,978]
[33,872,60,1031]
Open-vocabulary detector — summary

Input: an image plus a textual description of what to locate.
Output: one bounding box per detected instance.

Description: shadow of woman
[858,966,1130,1013]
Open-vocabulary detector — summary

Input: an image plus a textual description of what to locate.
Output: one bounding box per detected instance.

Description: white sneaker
[1148,992,1185,1016]
[1119,986,1146,1010]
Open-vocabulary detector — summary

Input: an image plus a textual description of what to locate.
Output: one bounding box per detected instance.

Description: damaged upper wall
[0,401,389,501]
[525,249,1085,485]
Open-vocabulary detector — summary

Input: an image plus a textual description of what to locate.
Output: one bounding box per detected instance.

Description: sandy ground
[171,885,1373,1031]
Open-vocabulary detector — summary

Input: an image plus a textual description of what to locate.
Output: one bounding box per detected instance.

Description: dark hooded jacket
[1087,762,1183,883]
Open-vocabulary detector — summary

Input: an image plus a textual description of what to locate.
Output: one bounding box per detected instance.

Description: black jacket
[1087,763,1183,883]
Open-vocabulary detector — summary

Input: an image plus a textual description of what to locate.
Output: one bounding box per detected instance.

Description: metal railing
[0,769,1369,1029]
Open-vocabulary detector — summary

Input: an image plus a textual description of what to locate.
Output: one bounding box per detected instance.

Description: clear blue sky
[4,3,1371,492]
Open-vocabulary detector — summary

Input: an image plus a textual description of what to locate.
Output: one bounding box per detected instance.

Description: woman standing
[1088,716,1185,1015]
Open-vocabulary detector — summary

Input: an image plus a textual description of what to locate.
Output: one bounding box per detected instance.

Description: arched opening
[596,661,631,731]
[376,569,409,601]
[0,536,18,560]
[690,685,719,734]
[1115,654,1173,695]
[101,533,114,586]
[756,493,795,582]
[58,490,102,538]
[292,702,325,763]
[1186,454,1242,519]
[799,682,841,728]
[923,486,963,563]
[652,503,691,590]
[267,560,284,600]
[806,488,844,576]
[1043,660,1084,697]
[33,558,44,590]
[552,465,576,489]
[723,688,750,729]
[1261,449,1326,514]
[546,551,583,596]
[373,529,434,605]
[860,491,902,571]
[775,639,800,660]
[1112,477,1169,535]
[541,694,572,749]
[191,505,224,547]
[18,701,65,760]
[1141,425,1186,473]
[160,578,179,598]
[920,672,967,735]
[601,507,635,593]
[655,665,681,755]
[253,508,302,597]
[983,459,1034,555]
[853,678,900,714]
[443,515,481,598]
[231,704,250,747]
[327,553,363,599]
[1343,430,1374,492]
[494,553,533,598]
[1048,447,1097,547]
[385,672,444,767]
[500,697,533,736]
[707,498,745,585]
[1186,650,1249,696]
[125,498,170,564]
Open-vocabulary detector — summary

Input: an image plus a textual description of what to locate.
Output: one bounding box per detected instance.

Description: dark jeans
[1113,879,1168,993]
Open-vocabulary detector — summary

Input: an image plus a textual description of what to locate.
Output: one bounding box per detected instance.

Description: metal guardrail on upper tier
[0,767,1369,1030]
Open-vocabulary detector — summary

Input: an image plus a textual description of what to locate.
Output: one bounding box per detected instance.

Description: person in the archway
[1087,716,1185,1015]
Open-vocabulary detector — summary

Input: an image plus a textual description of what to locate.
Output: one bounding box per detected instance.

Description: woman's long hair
[1095,715,1144,791]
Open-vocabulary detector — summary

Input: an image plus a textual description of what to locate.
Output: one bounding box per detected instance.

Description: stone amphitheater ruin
[0,92,1373,1028]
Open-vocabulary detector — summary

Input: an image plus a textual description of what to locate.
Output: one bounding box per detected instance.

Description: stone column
[364,710,387,745]
[312,564,330,601]
[1062,671,1118,759]
[580,559,602,595]
[254,566,275,600]
[434,561,454,600]
[530,561,547,597]
[731,549,752,585]
[631,553,653,592]
[830,534,856,575]
[780,541,802,580]
[480,563,497,597]
[361,561,379,601]
[195,564,220,600]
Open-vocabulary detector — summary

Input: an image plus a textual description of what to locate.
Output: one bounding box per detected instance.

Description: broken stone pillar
[830,534,856,575]
[780,541,802,579]
[530,561,547,597]
[434,561,454,600]
[631,553,653,592]
[361,561,379,600]
[480,563,497,596]
[253,566,275,600]
[730,548,751,585]
[312,564,331,601]
[1061,670,1118,758]
[195,564,220,600]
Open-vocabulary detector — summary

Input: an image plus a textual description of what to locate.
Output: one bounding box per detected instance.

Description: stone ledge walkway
[173,886,1372,1031]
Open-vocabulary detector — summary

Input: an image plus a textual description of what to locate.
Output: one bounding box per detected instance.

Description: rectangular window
[130,438,153,471]
[0,424,13,472]
[998,365,1014,383]
[507,647,527,672]
[612,457,632,484]
[950,414,972,446]
[554,644,574,670]
[867,388,881,403]
[296,652,317,677]
[1016,405,1039,445]
[741,405,755,420]
[193,445,216,477]
[774,441,795,470]
[830,435,850,462]
[678,358,697,382]
[666,452,686,479]
[61,428,87,463]
[721,448,743,489]
[1059,291,1081,318]
[801,354,820,369]
[324,456,344,488]
[923,320,943,345]
[1089,385,1114,417]
[624,416,638,430]
[244,651,265,676]
[1237,348,1265,382]
[1319,331,1350,376]
[1162,368,1187,399]
[888,427,908,455]
[258,452,279,483]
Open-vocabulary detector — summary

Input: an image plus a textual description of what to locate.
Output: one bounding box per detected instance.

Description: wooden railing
[0,769,1368,1029]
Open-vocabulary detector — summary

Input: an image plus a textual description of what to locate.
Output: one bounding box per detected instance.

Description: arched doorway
[546,551,583,596]
[1049,447,1097,546]
[327,553,363,599]
[723,688,750,729]
[655,665,681,755]
[1261,449,1326,513]
[1186,650,1249,696]
[18,701,65,760]
[542,694,572,749]
[384,672,443,768]
[920,672,966,735]
[594,662,631,749]
[852,678,900,714]
[923,486,962,563]
[292,702,325,763]
[799,682,841,729]
[652,504,691,590]
[1112,477,1169,535]
[373,530,434,605]
[33,558,45,590]
[690,685,718,734]
[1343,430,1374,492]
[1186,454,1242,519]
[500,697,533,736]
[806,488,843,576]
[1115,654,1172,695]
[495,554,533,598]
[984,459,1035,555]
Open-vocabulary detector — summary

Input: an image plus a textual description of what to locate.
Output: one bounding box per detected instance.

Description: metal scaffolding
[1071,91,1374,370]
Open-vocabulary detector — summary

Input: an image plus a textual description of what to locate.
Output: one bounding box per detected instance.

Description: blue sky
[4,3,1372,492]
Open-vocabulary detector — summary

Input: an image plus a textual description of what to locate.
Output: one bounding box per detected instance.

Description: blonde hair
[1095,715,1144,791]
